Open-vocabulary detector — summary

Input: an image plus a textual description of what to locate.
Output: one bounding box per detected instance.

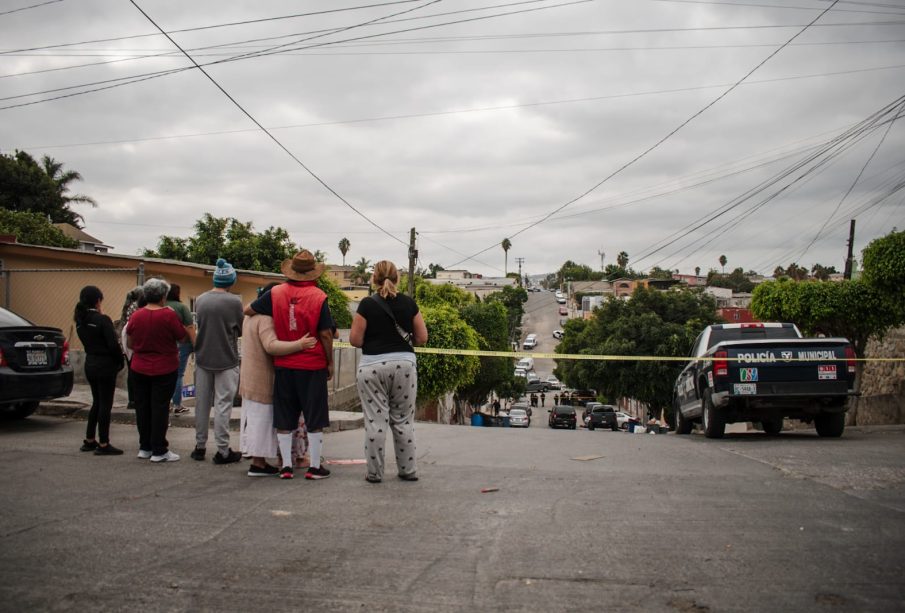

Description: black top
[76,310,124,376]
[357,293,419,355]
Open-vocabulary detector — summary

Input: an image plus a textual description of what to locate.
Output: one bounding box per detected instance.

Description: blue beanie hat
[213,258,237,287]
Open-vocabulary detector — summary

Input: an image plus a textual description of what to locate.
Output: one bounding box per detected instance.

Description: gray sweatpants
[194,365,240,455]
[357,358,418,480]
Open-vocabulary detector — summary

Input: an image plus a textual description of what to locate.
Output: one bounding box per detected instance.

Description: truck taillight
[844,346,856,374]
[0,348,5,367]
[741,323,764,328]
[714,350,728,377]
[61,340,70,366]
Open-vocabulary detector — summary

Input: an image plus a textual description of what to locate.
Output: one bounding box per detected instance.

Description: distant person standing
[117,286,144,409]
[349,260,428,483]
[191,258,244,465]
[75,285,125,455]
[540,392,546,407]
[166,283,194,414]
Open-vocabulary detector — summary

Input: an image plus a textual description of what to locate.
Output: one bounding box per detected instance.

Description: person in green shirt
[166,284,195,414]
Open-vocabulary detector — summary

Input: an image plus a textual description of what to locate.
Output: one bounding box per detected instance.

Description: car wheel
[588,422,595,431]
[761,417,783,435]
[702,391,725,439]
[814,412,845,438]
[674,401,693,435]
[611,424,618,432]
[571,424,576,430]
[2,401,39,420]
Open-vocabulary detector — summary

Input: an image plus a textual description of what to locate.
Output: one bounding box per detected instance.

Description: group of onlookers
[74,251,428,483]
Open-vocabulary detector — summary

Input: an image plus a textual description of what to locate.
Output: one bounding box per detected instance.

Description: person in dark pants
[118,286,144,409]
[127,278,193,462]
[75,285,125,455]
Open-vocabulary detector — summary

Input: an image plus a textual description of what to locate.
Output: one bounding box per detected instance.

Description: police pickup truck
[673,323,856,439]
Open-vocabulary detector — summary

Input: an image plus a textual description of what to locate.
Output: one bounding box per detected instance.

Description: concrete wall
[854,327,905,425]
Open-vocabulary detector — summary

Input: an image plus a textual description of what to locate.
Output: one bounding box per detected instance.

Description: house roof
[52,223,113,248]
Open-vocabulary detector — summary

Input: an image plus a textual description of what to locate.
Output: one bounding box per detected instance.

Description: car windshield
[0,308,32,327]
[555,407,574,414]
[510,409,527,417]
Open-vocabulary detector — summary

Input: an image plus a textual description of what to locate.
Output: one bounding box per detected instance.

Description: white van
[516,357,534,372]
[522,334,538,349]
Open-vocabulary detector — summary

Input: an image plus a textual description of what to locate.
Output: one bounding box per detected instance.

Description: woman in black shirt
[75,286,125,455]
[349,260,428,483]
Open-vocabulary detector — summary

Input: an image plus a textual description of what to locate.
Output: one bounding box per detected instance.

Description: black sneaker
[305,465,331,480]
[190,447,206,461]
[248,464,280,477]
[80,440,98,452]
[212,449,242,465]
[280,466,294,480]
[398,472,419,481]
[94,444,124,456]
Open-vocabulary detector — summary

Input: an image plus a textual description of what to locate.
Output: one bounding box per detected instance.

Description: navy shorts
[272,368,330,432]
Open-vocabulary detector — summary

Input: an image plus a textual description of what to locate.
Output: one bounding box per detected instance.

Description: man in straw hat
[245,250,335,480]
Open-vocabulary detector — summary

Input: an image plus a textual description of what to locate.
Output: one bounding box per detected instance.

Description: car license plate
[818,365,837,380]
[734,383,756,395]
[26,349,48,366]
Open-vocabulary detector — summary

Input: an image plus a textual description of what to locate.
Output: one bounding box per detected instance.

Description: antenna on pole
[597,249,605,272]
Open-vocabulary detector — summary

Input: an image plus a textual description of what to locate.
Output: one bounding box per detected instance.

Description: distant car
[0,306,74,419]
[581,401,603,423]
[522,334,538,349]
[514,368,528,378]
[558,306,568,316]
[552,329,564,340]
[545,375,561,390]
[587,405,619,431]
[516,357,534,372]
[548,405,577,429]
[512,401,532,417]
[556,296,567,305]
[525,379,548,393]
[615,411,639,430]
[509,408,530,427]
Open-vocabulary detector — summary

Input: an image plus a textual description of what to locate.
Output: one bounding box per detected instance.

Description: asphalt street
[1,415,903,612]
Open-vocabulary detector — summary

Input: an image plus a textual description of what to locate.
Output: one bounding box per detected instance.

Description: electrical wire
[0,0,62,17]
[441,0,844,270]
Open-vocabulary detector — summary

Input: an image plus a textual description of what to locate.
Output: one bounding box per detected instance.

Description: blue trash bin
[627,422,635,433]
[471,413,484,427]
[502,416,511,427]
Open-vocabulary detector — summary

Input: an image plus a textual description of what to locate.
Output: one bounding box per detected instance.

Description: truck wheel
[702,392,725,439]
[674,401,693,435]
[611,424,618,432]
[762,417,783,435]
[588,422,595,431]
[815,412,844,438]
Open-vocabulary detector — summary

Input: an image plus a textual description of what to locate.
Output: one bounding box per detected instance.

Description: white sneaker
[150,451,180,463]
[137,449,152,459]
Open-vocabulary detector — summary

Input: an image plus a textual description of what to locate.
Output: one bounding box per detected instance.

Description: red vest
[271,282,328,370]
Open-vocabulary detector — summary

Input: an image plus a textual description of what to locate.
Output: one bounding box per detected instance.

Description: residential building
[53,223,113,253]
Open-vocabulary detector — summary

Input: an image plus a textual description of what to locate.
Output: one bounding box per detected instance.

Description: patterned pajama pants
[356,358,418,480]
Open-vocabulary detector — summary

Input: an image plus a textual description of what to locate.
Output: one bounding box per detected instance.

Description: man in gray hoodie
[191,258,244,464]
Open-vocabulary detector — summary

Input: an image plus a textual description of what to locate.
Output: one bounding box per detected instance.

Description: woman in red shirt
[127,278,194,462]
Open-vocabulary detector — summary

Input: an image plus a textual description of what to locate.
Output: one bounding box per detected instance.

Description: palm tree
[338,237,350,266]
[617,251,629,269]
[695,266,701,278]
[40,155,97,226]
[501,238,511,275]
[719,254,727,274]
[353,257,371,286]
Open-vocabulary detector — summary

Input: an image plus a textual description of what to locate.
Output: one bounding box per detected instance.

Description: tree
[557,287,719,421]
[416,304,480,401]
[617,251,629,269]
[40,155,97,224]
[706,267,754,293]
[861,230,905,296]
[426,263,445,279]
[0,150,95,227]
[695,266,701,278]
[811,263,838,281]
[0,209,78,248]
[719,254,727,273]
[485,285,528,344]
[456,301,515,406]
[501,238,511,275]
[352,257,371,286]
[338,237,350,266]
[647,266,673,280]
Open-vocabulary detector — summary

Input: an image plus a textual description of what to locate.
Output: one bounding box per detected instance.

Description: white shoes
[150,451,180,463]
[137,449,152,459]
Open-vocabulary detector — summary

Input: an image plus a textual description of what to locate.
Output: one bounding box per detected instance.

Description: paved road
[2,416,903,611]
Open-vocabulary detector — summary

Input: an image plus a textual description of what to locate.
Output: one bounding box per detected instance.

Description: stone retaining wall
[854,327,905,425]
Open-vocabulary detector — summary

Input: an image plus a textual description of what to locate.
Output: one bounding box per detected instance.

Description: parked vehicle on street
[545,375,561,389]
[558,306,568,316]
[514,368,528,378]
[0,307,73,419]
[522,334,538,349]
[673,323,857,438]
[615,411,639,430]
[548,405,577,429]
[516,357,534,372]
[509,408,530,427]
[552,329,564,340]
[587,404,619,431]
[556,296,567,305]
[581,401,602,423]
[525,379,549,393]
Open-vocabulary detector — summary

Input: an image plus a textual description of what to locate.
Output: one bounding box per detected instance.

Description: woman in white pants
[349,261,428,483]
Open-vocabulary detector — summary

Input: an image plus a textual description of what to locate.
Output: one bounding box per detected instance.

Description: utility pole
[408,227,417,295]
[515,257,525,287]
[598,249,605,272]
[843,219,856,280]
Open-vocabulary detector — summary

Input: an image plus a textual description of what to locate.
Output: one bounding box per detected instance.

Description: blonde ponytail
[373,260,399,298]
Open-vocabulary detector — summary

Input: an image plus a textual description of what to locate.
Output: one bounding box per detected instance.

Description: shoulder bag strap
[371,294,413,347]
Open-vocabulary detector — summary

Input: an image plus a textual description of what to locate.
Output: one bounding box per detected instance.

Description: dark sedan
[0,307,73,419]
[548,405,577,429]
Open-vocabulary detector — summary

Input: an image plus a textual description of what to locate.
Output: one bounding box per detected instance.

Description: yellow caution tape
[332,342,903,362]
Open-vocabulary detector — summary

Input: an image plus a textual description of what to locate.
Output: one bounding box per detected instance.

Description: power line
[0,0,62,17]
[126,0,434,249]
[442,0,844,270]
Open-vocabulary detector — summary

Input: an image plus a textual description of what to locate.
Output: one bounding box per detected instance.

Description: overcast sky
[2,0,904,279]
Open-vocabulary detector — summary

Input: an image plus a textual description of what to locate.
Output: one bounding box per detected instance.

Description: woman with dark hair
[127,278,194,462]
[349,260,428,483]
[165,283,195,414]
[75,285,125,454]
